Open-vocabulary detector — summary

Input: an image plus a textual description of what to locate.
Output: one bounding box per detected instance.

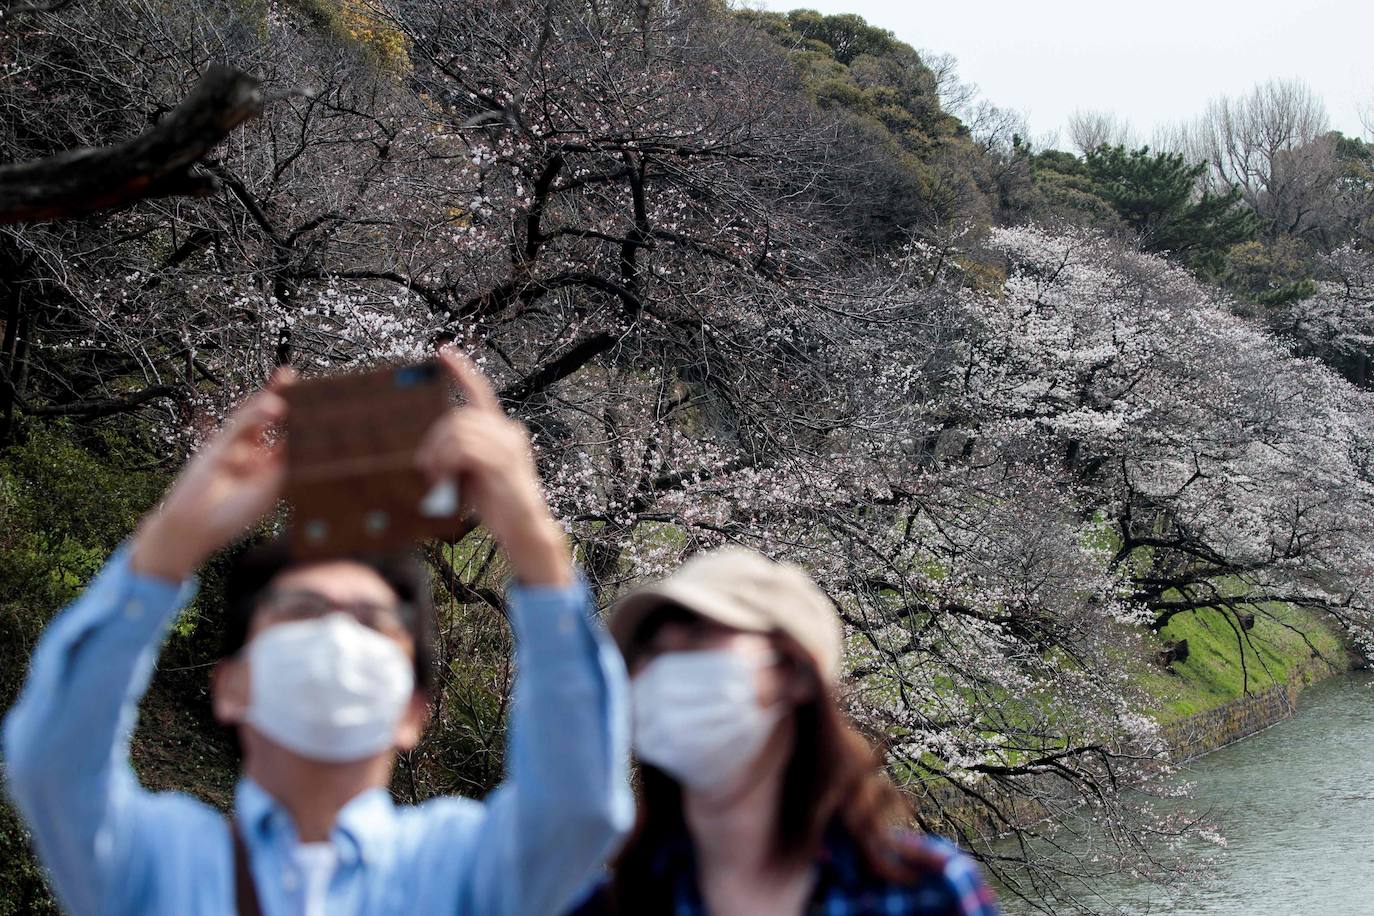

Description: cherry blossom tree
[1280,244,1374,386]
[5,1,1374,912]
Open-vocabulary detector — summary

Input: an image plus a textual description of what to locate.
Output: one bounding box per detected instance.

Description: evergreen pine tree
[1085,144,1256,275]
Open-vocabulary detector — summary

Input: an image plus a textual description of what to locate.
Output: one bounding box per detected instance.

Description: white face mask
[245,612,415,763]
[631,648,784,791]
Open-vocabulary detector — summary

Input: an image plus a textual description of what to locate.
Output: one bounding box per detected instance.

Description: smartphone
[283,359,466,557]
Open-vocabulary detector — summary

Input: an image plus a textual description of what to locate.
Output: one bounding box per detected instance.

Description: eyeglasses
[254,589,413,640]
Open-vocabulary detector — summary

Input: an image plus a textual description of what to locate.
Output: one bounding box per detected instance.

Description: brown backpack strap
[232,821,264,916]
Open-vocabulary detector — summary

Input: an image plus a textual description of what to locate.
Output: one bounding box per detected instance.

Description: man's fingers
[268,364,298,391]
[221,389,287,447]
[417,411,474,478]
[438,347,501,413]
[216,365,293,445]
[415,423,445,479]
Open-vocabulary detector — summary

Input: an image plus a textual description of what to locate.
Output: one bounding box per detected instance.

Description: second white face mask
[245,612,415,763]
[631,648,784,791]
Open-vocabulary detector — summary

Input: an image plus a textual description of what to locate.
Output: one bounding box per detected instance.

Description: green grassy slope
[1137,604,1350,724]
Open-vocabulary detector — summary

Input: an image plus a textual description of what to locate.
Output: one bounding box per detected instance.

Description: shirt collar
[234,775,397,867]
[814,820,862,887]
[649,830,695,878]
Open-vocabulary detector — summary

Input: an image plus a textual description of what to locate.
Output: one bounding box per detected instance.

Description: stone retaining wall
[1159,656,1352,762]
[1157,682,1298,762]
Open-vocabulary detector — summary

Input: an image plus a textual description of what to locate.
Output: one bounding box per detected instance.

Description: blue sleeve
[460,578,633,916]
[2,546,197,916]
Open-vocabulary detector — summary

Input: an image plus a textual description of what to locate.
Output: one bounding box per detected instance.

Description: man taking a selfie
[2,350,632,916]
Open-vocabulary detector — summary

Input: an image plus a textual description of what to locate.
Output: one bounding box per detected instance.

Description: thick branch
[499,331,618,404]
[1,0,80,17]
[22,384,179,419]
[0,65,263,223]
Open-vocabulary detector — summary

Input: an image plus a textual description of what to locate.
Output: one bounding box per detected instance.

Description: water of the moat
[1001,671,1374,915]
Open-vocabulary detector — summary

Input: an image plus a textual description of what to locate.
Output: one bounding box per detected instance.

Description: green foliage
[0,425,173,913]
[767,11,955,150]
[1221,238,1322,308]
[0,802,58,916]
[1028,150,1128,230]
[1027,145,1258,275]
[1330,131,1374,220]
[283,0,411,72]
[388,540,519,802]
[735,7,979,238]
[0,425,168,653]
[1082,145,1257,275]
[780,10,900,65]
[1328,130,1374,178]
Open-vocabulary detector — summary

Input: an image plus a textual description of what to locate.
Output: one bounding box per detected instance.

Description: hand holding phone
[416,349,573,586]
[283,359,466,557]
[131,368,295,581]
[283,350,570,583]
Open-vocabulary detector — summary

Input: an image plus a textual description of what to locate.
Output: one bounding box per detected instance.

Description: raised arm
[2,375,292,915]
[417,350,632,916]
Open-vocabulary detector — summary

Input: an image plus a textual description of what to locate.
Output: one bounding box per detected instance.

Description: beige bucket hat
[607,547,844,681]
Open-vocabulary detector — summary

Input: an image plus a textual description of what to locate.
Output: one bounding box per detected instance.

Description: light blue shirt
[2,546,632,916]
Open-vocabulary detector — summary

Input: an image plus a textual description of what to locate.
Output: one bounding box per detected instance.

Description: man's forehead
[268,560,399,603]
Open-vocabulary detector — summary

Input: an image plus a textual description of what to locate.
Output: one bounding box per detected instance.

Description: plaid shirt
[570,824,1000,916]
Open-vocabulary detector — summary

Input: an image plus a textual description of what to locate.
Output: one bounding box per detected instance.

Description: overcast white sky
[756,0,1373,148]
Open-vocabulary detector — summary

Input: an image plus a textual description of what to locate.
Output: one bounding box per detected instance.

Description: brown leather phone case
[283,360,466,558]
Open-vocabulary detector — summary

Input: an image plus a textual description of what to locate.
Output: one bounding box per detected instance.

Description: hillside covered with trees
[2,2,1372,912]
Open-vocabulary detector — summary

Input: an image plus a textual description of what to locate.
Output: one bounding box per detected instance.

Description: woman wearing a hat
[570,547,999,915]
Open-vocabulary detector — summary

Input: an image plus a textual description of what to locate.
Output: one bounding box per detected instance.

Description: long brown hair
[607,622,939,912]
